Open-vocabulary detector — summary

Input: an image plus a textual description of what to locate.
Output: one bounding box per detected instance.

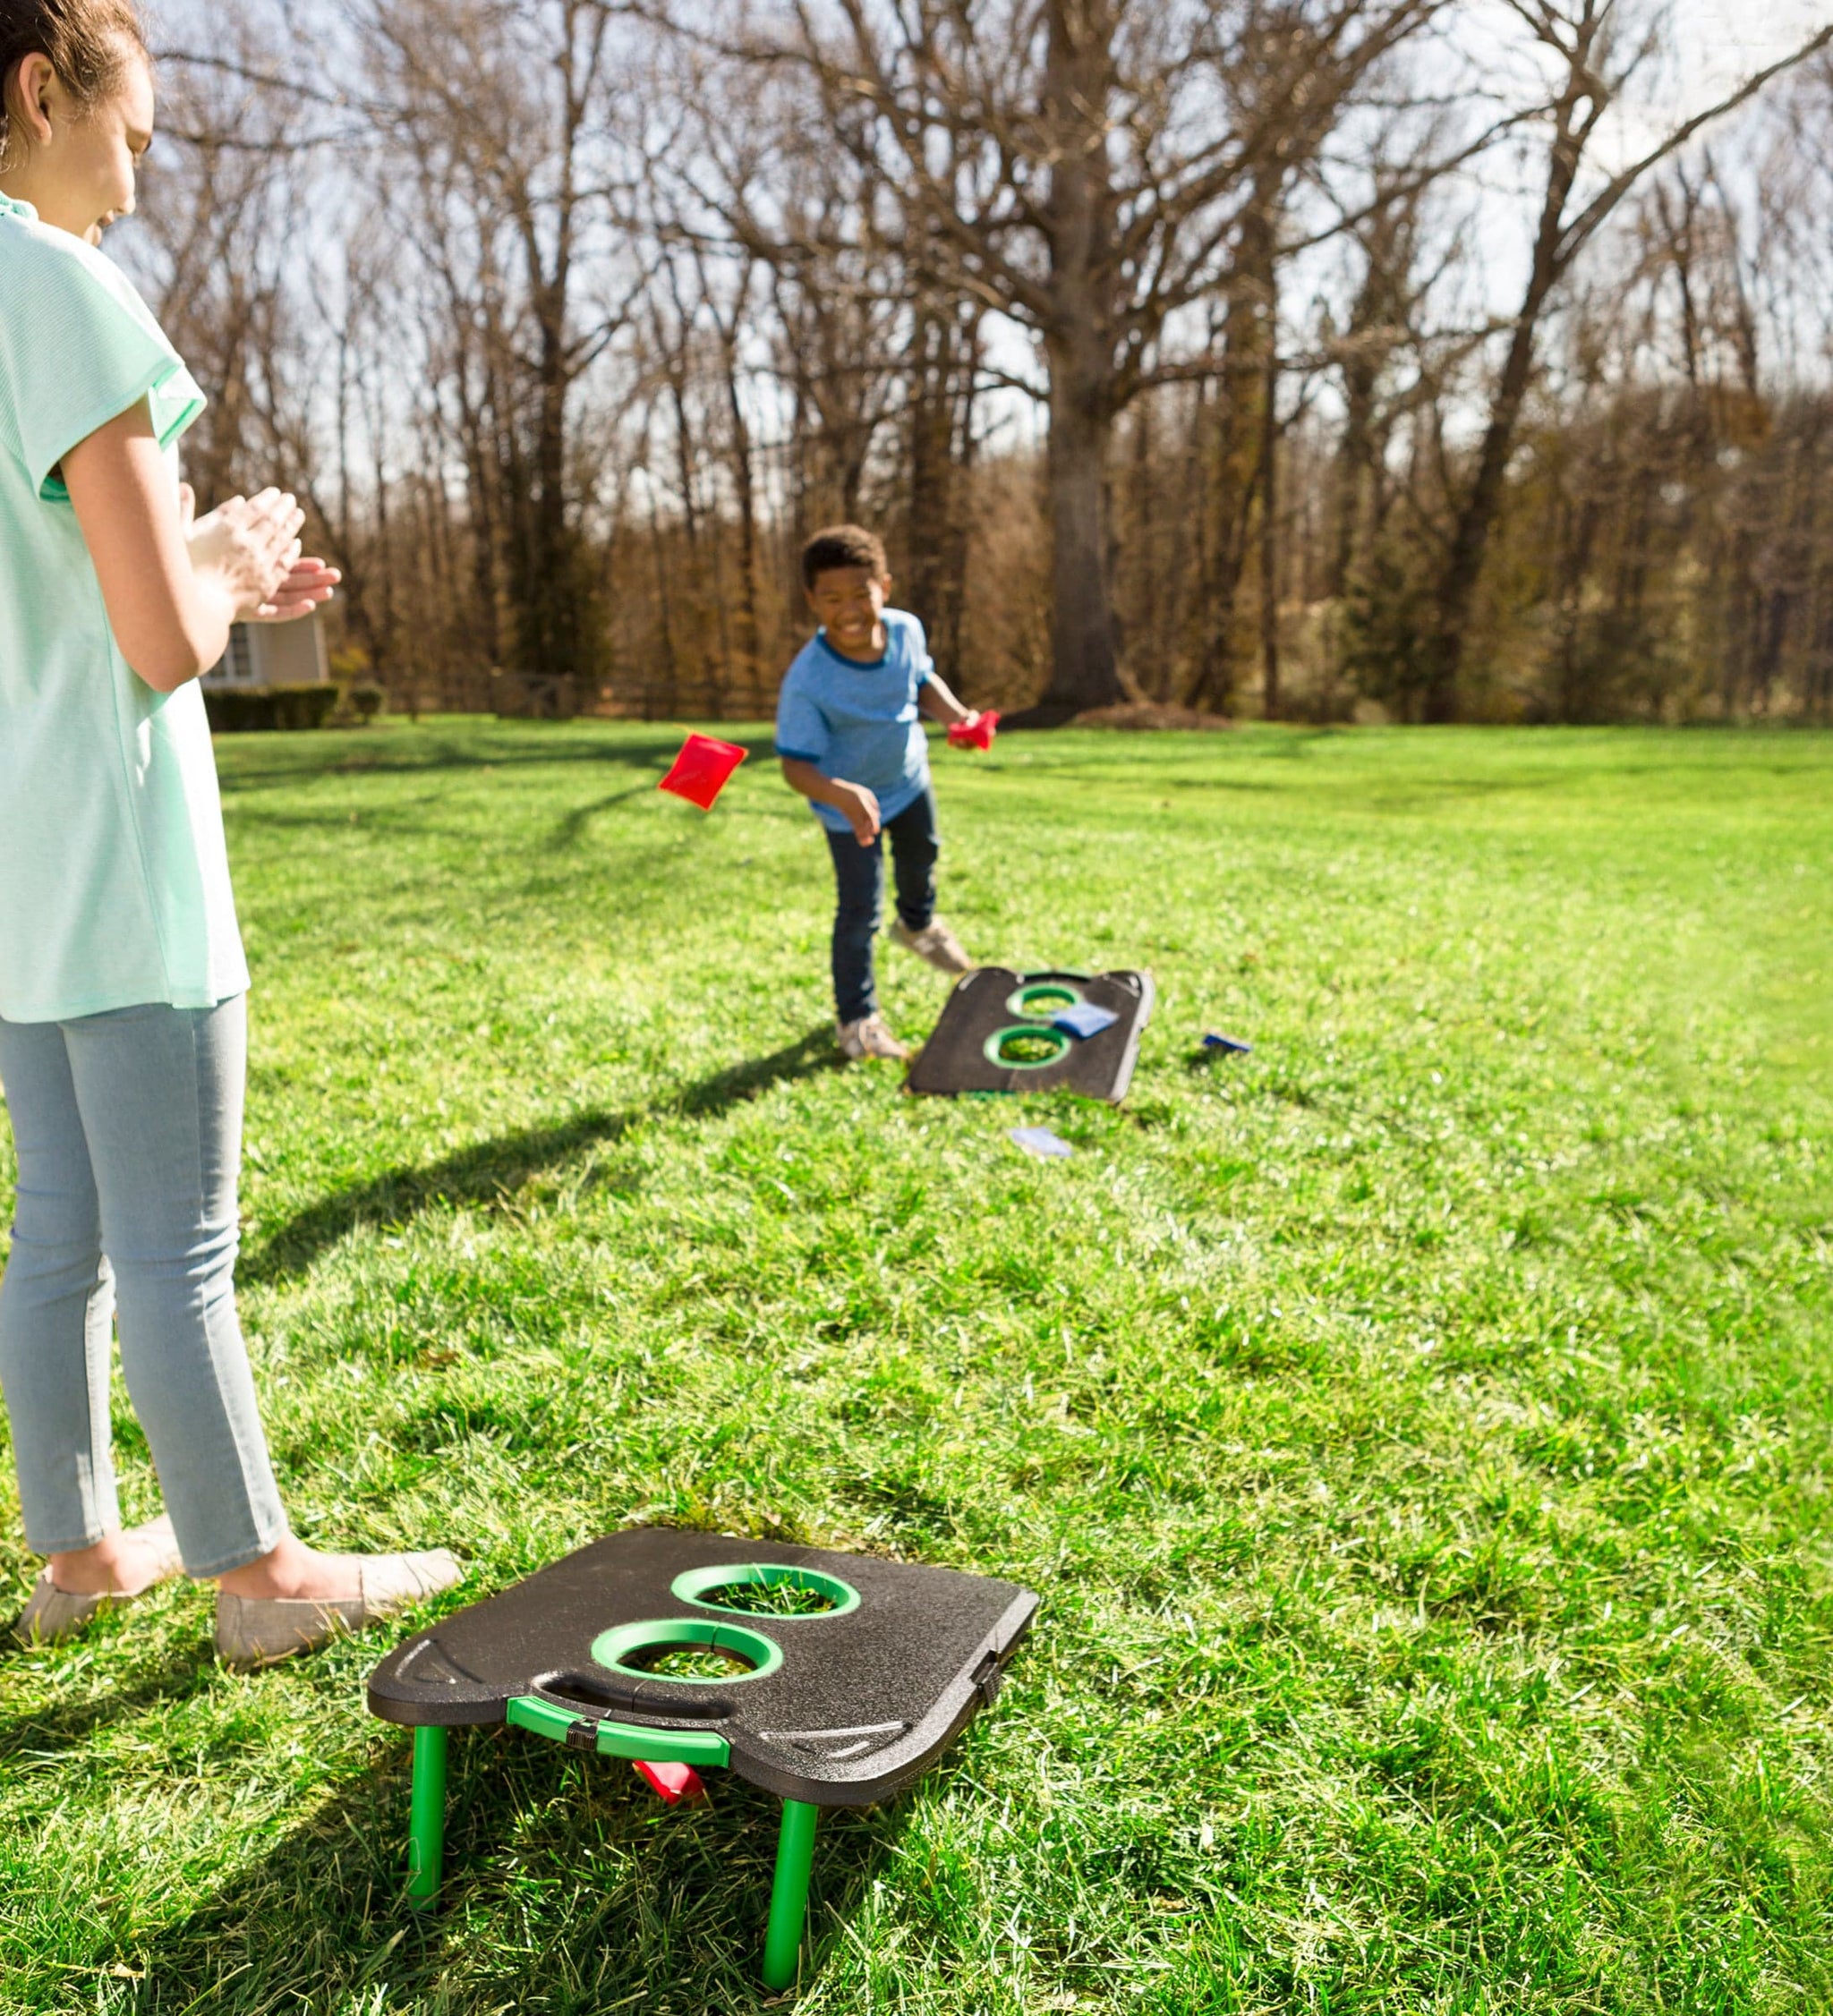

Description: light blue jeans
[0,997,286,1576]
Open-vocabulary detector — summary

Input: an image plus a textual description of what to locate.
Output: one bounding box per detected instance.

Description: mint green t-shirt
[0,193,248,1023]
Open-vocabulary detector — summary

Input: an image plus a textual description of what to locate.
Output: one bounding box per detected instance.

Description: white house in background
[202,611,330,690]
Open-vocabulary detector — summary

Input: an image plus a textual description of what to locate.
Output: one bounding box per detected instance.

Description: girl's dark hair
[0,0,146,170]
[801,524,890,591]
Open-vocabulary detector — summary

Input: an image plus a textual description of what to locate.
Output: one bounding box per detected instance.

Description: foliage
[200,684,341,734]
[1336,544,1440,721]
[0,721,1829,2012]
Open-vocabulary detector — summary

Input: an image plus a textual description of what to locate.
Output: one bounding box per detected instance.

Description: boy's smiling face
[807,564,891,662]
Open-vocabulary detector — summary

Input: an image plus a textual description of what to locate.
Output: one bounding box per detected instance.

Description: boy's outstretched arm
[918,674,974,728]
[781,758,881,846]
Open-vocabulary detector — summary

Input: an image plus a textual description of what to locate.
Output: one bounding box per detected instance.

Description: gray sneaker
[837,1013,910,1062]
[891,917,972,974]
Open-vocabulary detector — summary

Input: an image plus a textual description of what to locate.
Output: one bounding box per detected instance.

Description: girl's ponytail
[0,0,146,172]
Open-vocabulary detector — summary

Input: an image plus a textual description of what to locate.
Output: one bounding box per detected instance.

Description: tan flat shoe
[215,1549,464,1670]
[14,1514,184,1646]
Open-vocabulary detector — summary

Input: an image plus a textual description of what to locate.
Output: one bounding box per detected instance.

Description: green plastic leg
[407,1725,448,1909]
[761,1799,819,1991]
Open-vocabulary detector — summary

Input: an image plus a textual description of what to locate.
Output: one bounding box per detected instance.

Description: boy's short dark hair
[801,524,889,591]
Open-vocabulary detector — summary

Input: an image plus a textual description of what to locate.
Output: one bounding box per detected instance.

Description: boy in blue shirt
[776,525,990,1060]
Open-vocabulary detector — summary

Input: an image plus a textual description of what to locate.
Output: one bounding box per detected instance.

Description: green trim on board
[1006,982,1082,1018]
[507,1695,731,1765]
[670,1561,862,1619]
[982,1024,1072,1068]
[590,1616,785,1684]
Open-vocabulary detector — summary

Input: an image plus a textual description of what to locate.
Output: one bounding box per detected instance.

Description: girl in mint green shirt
[0,1,459,1663]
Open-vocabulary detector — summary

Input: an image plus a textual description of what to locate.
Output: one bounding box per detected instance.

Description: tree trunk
[721,336,762,712]
[1020,0,1125,723]
[1420,302,1546,721]
[1124,396,1170,700]
[905,290,979,689]
[1031,330,1123,720]
[646,481,678,719]
[906,291,953,655]
[1187,193,1276,714]
[1259,346,1281,720]
[1423,100,1584,723]
[524,295,575,677]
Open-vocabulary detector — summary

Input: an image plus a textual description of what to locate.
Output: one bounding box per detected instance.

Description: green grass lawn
[2,720,1831,2014]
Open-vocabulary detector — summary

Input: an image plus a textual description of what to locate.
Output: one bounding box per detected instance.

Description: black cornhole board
[368,1529,1037,1991]
[906,967,1155,1103]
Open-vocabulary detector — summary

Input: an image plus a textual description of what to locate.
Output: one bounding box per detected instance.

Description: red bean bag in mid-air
[659,733,749,809]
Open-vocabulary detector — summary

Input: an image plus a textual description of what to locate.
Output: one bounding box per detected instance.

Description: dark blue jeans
[825,787,940,1024]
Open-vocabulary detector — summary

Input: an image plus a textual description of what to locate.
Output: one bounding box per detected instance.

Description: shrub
[203,684,341,734]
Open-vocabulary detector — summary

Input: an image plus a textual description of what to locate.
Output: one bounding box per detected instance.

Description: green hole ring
[1006,982,1083,1019]
[591,1617,784,1684]
[671,1562,861,1619]
[984,1025,1073,1069]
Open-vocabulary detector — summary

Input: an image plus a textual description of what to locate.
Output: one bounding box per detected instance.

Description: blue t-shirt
[774,610,934,833]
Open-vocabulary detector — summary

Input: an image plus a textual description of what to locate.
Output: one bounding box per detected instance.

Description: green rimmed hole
[984,1025,1072,1069]
[1007,982,1082,1019]
[641,1645,755,1680]
[672,1562,861,1620]
[696,1580,834,1617]
[591,1617,784,1684]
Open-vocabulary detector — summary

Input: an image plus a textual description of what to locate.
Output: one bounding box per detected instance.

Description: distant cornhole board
[907,968,1154,1103]
[368,1528,1037,1992]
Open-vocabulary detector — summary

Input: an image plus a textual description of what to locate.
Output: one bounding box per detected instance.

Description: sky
[1433,0,1831,178]
[1623,0,1831,154]
[1689,0,1833,79]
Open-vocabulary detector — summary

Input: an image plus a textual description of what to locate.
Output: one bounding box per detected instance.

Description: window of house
[223,626,256,683]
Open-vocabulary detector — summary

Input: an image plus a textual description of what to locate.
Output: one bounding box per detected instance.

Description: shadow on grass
[221,781,666,842]
[0,1646,217,1759]
[243,1027,843,1283]
[120,1731,889,2014]
[217,727,778,796]
[550,784,664,847]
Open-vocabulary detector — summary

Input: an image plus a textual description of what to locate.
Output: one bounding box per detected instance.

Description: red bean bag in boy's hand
[947,709,1001,752]
[658,733,748,810]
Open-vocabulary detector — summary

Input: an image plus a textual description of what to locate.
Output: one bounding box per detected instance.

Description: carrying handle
[507,1692,731,1766]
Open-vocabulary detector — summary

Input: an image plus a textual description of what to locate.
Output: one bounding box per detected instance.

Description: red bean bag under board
[659,733,748,809]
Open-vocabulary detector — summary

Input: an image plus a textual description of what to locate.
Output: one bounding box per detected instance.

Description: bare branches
[131,0,1833,725]
[1556,21,1833,269]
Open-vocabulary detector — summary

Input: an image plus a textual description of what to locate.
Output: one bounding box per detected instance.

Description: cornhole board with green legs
[907,968,1155,1102]
[367,1529,1037,1992]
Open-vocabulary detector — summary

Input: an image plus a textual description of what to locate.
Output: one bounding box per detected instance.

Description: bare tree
[140,0,1833,730]
[1418,0,1833,719]
[355,0,644,694]
[733,0,1442,718]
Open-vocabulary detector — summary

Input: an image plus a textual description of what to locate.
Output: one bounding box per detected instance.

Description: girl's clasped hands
[177,481,340,624]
